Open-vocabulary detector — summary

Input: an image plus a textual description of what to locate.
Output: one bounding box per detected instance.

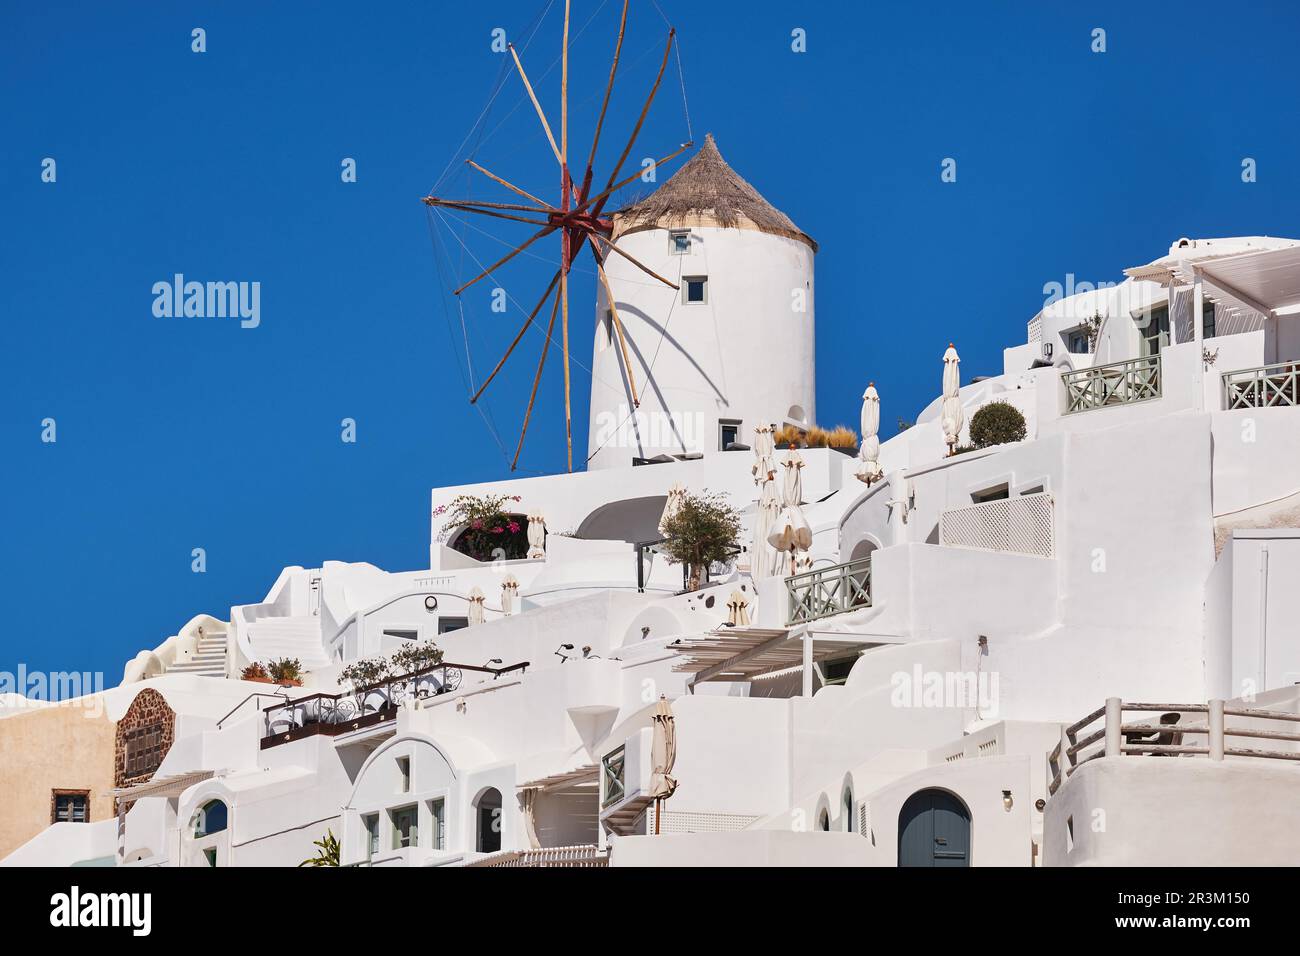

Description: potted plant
[659,490,742,592]
[240,662,271,683]
[267,657,304,687]
[435,493,530,562]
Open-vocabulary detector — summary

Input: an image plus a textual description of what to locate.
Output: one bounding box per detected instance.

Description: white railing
[1222,360,1300,409]
[786,556,872,625]
[466,845,610,868]
[939,492,1054,558]
[1062,354,1161,414]
[1047,698,1300,797]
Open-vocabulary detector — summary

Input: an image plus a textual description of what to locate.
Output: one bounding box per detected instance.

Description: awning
[1125,244,1300,316]
[111,771,214,804]
[517,764,598,792]
[670,627,877,684]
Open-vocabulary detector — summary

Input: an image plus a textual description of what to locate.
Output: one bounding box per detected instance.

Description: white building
[5,140,1300,870]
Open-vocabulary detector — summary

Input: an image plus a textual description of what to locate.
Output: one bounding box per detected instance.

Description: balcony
[939,491,1055,558]
[786,556,872,626]
[1062,354,1161,414]
[260,659,529,748]
[1222,360,1300,409]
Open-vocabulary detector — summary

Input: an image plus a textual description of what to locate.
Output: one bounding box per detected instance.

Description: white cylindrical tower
[587,134,816,470]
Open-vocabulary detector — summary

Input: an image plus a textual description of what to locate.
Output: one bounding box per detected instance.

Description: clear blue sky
[3,1,1299,689]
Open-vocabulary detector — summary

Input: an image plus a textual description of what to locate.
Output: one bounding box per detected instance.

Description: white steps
[165,636,228,678]
[244,615,332,670]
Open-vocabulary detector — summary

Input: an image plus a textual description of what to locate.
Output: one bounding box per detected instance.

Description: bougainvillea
[436,493,529,562]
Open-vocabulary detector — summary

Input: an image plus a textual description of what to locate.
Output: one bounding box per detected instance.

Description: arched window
[475,787,503,854]
[191,799,228,838]
[817,807,830,832]
[842,785,855,833]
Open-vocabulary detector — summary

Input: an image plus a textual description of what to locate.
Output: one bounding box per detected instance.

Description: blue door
[898,789,970,867]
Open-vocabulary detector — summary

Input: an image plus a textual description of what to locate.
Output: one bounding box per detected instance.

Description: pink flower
[491,526,503,534]
[471,519,482,529]
[507,521,520,533]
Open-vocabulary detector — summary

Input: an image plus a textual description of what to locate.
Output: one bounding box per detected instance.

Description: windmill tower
[587,133,817,470]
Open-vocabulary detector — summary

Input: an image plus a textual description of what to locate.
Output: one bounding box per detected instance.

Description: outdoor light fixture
[424,595,438,612]
[1043,341,1054,360]
[486,658,502,666]
[1002,790,1013,811]
[554,643,574,660]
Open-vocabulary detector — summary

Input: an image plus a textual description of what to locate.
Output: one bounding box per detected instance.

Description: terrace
[786,555,872,626]
[1062,354,1161,414]
[260,659,529,749]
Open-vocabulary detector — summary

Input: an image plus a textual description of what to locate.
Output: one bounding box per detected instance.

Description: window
[843,787,855,833]
[682,276,707,305]
[475,789,503,854]
[123,722,165,779]
[719,419,741,451]
[397,756,411,793]
[669,230,691,255]
[429,798,446,851]
[363,813,379,860]
[391,805,418,850]
[52,791,89,824]
[191,799,227,837]
[818,808,830,832]
[1135,304,1170,356]
[821,656,857,686]
[1202,300,1216,340]
[383,628,419,643]
[438,617,469,635]
[971,483,1010,504]
[1064,327,1090,354]
[202,848,218,867]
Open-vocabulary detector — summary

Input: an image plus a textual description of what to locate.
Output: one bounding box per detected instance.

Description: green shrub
[660,490,742,591]
[969,401,1027,448]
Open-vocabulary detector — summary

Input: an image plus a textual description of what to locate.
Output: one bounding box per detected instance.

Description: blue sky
[3,0,1299,688]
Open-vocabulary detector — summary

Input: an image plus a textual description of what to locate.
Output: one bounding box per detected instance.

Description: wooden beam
[572,142,693,217]
[425,199,554,228]
[561,269,573,472]
[470,269,562,404]
[594,29,675,215]
[582,0,629,197]
[452,225,556,296]
[591,246,639,407]
[425,194,553,215]
[465,160,554,209]
[561,0,570,164]
[513,281,563,470]
[585,229,679,289]
[508,43,563,167]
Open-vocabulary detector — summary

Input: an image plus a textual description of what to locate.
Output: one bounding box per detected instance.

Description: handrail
[217,690,291,729]
[1047,698,1300,798]
[1222,360,1300,409]
[786,555,872,625]
[1062,354,1161,414]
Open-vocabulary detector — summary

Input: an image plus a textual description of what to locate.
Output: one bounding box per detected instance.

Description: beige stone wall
[0,702,116,859]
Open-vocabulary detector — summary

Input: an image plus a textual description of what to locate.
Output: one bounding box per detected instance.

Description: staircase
[166,632,229,678]
[244,616,332,670]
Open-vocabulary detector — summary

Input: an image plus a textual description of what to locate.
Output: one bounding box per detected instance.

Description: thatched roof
[614,133,817,252]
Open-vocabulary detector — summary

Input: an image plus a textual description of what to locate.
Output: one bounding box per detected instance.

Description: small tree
[969,401,1027,448]
[392,640,444,675]
[659,491,742,592]
[338,657,391,692]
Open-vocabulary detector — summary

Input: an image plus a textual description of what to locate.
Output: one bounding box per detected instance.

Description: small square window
[429,798,446,851]
[438,617,469,635]
[363,813,379,859]
[52,791,89,824]
[669,230,691,255]
[397,756,411,793]
[391,804,418,850]
[719,419,741,451]
[683,276,707,305]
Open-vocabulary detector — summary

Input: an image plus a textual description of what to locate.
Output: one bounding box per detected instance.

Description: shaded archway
[576,495,668,544]
[475,787,503,854]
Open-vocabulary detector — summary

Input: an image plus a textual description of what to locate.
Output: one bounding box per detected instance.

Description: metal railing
[601,745,626,809]
[261,659,529,747]
[1222,360,1300,409]
[940,492,1055,558]
[1047,698,1300,797]
[1062,354,1161,414]
[786,555,872,626]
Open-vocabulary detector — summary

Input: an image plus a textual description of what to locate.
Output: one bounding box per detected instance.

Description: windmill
[423,0,692,473]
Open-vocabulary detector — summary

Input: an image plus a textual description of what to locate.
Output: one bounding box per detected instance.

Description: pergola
[671,626,897,695]
[111,770,215,862]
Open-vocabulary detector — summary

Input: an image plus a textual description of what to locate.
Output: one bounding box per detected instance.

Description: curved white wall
[588,224,815,469]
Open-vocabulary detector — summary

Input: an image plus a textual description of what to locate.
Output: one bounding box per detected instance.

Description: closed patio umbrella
[526,510,546,559]
[856,383,882,484]
[726,589,751,626]
[769,498,813,555]
[658,483,686,537]
[942,343,964,455]
[467,585,485,625]
[648,695,678,834]
[751,470,780,580]
[500,575,519,616]
[781,447,805,506]
[751,424,774,485]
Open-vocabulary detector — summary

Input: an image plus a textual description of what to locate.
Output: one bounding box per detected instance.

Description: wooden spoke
[592,247,639,407]
[595,29,675,213]
[585,229,680,289]
[453,224,556,296]
[572,141,693,216]
[512,281,563,470]
[508,43,563,167]
[424,199,553,228]
[582,0,629,198]
[470,270,562,404]
[465,160,555,210]
[561,269,573,472]
[424,195,554,216]
[561,0,570,164]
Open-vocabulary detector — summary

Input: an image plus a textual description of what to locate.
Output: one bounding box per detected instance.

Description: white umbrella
[526,510,546,559]
[726,589,751,626]
[751,424,774,485]
[467,585,485,625]
[648,695,678,834]
[855,383,882,484]
[751,471,780,580]
[769,499,813,554]
[658,482,686,537]
[500,575,519,616]
[942,343,964,455]
[781,448,805,506]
